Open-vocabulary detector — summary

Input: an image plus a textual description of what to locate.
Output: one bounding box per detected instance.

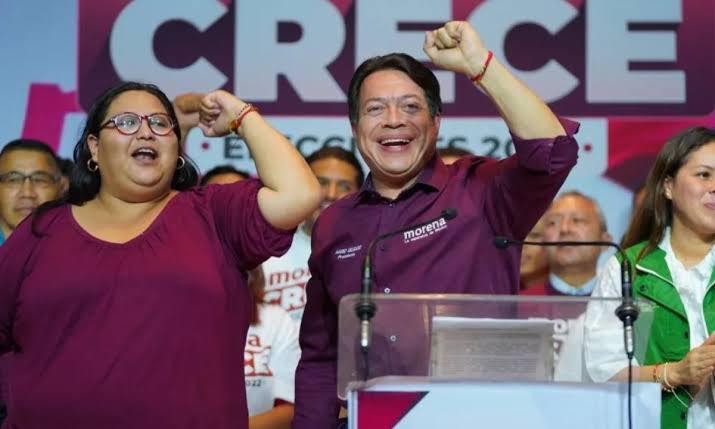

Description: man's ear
[431,113,442,136]
[59,176,69,193]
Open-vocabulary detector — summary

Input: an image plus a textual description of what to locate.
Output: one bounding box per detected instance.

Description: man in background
[437,146,473,165]
[523,191,611,296]
[201,164,250,186]
[0,138,66,424]
[522,191,611,382]
[262,146,364,323]
[519,215,549,291]
[0,139,65,244]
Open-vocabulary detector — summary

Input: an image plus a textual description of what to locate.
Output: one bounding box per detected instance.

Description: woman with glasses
[0,82,320,428]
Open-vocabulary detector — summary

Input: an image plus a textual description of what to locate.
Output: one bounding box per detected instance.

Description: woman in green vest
[585,126,715,429]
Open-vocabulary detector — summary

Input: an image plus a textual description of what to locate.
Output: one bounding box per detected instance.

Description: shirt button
[390,335,397,342]
[684,331,689,339]
[379,243,386,251]
[388,202,395,208]
[639,285,646,292]
[384,287,391,294]
[680,411,687,420]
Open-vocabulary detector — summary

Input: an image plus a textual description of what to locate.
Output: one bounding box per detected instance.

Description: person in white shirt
[585,126,715,429]
[261,147,364,324]
[244,267,301,429]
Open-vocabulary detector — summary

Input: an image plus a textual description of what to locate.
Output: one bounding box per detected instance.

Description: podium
[337,294,660,429]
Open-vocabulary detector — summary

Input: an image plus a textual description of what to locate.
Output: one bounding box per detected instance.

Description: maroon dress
[0,179,293,428]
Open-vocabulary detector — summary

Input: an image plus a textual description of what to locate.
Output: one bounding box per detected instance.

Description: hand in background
[173,92,203,140]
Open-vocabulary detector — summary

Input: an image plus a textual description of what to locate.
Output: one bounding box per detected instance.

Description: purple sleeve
[483,118,579,240]
[205,179,295,270]
[0,218,38,355]
[292,232,340,429]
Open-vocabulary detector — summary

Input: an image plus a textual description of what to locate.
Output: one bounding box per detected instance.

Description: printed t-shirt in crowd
[261,228,311,323]
[245,304,301,416]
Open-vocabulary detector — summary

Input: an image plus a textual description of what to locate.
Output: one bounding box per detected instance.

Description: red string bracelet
[228,104,259,134]
[471,50,494,84]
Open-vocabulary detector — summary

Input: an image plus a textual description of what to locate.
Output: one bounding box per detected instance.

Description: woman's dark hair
[347,53,442,125]
[621,126,715,260]
[305,146,365,187]
[33,82,199,233]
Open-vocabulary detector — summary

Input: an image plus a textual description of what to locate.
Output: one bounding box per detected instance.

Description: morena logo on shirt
[245,335,272,377]
[403,218,448,244]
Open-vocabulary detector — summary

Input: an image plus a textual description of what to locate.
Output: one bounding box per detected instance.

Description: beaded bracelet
[228,104,259,134]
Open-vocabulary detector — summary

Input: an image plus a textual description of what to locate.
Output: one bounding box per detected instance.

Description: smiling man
[293,21,580,428]
[0,139,65,244]
[527,191,612,296]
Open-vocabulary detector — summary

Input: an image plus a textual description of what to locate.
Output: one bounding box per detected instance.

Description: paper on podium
[429,317,555,381]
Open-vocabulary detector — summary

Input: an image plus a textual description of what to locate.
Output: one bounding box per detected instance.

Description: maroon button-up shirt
[293,119,580,428]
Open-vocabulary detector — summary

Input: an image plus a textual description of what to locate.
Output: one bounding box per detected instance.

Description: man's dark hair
[200,165,251,186]
[305,146,365,187]
[0,139,62,172]
[347,53,442,125]
[57,158,75,178]
[437,146,473,160]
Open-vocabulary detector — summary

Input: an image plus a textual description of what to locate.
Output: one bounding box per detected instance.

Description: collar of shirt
[353,153,450,205]
[658,226,715,283]
[549,273,597,296]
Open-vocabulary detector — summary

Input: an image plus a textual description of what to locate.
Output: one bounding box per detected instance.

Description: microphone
[355,208,458,380]
[494,236,639,359]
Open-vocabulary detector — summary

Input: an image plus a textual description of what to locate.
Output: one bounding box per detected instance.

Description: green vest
[623,242,715,429]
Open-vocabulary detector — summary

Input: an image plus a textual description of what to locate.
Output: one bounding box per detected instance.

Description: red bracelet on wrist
[228,104,259,134]
[471,50,494,84]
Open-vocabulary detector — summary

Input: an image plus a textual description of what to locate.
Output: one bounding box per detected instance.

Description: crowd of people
[0,20,713,429]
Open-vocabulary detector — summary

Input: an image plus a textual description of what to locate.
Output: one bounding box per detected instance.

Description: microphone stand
[614,258,638,429]
[494,236,639,429]
[356,208,458,381]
